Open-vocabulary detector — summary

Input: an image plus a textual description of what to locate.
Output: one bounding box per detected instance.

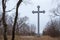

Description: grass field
[0,35,60,40]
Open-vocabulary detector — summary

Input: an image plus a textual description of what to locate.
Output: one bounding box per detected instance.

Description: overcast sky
[1,0,60,33]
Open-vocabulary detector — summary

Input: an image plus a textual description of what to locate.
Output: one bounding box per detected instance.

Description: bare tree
[49,4,60,31]
[12,0,22,40]
[17,23,36,36]
[15,16,28,35]
[43,7,60,37]
[1,0,16,40]
[43,20,60,37]
[2,0,8,40]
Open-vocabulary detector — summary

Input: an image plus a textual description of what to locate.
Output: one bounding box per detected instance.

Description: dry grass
[0,35,60,40]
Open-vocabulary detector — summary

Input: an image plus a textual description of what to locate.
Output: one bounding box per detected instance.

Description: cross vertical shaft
[32,5,45,36]
[37,6,40,36]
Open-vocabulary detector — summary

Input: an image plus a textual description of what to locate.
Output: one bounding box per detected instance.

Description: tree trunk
[2,0,7,40]
[11,0,22,40]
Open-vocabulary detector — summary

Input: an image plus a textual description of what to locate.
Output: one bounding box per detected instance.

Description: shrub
[43,20,60,37]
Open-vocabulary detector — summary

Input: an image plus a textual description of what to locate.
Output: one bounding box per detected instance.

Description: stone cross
[32,5,45,36]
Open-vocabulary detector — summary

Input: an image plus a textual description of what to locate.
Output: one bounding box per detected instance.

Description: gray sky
[1,0,60,33]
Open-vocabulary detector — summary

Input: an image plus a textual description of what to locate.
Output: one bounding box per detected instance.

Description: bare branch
[6,6,15,12]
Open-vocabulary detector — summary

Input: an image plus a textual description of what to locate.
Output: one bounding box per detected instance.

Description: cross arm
[40,10,45,13]
[32,10,45,14]
[32,11,38,14]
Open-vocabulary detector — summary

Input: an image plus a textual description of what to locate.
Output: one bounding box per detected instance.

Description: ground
[0,35,60,40]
